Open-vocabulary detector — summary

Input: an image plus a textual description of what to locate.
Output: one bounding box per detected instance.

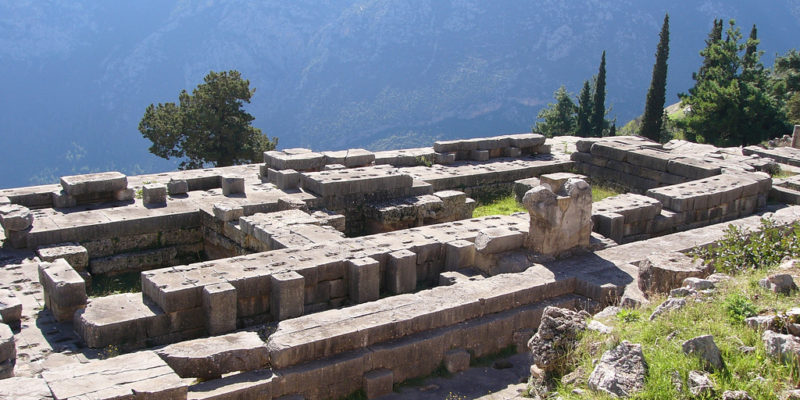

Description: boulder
[758,274,797,294]
[688,370,714,397]
[722,390,754,400]
[683,277,715,291]
[682,335,724,370]
[587,341,647,397]
[527,307,588,373]
[0,204,33,232]
[763,330,800,362]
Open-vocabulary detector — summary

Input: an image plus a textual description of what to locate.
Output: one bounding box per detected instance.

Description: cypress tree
[641,14,670,142]
[576,80,593,137]
[590,51,607,137]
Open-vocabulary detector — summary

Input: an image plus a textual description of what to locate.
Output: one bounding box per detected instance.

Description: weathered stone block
[114,188,135,201]
[38,259,86,322]
[60,171,127,196]
[386,250,417,294]
[471,149,490,161]
[270,271,304,321]
[0,204,33,232]
[203,282,237,336]
[363,369,393,399]
[51,191,77,208]
[474,228,524,254]
[156,331,268,380]
[0,295,21,325]
[167,179,189,195]
[142,183,167,205]
[539,172,587,192]
[347,257,380,303]
[504,146,522,157]
[0,323,15,366]
[0,377,53,399]
[37,242,89,271]
[268,168,301,190]
[445,240,475,271]
[523,178,592,256]
[434,152,456,164]
[42,350,187,400]
[638,251,709,293]
[221,175,245,196]
[444,349,470,373]
[213,203,244,222]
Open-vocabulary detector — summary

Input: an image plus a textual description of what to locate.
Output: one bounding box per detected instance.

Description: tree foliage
[533,86,577,137]
[679,20,788,146]
[139,70,277,170]
[640,14,670,142]
[576,80,593,137]
[772,49,800,125]
[590,51,607,137]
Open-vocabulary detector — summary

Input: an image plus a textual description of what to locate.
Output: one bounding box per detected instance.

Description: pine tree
[591,51,607,137]
[679,21,787,146]
[533,86,577,137]
[772,49,800,124]
[576,80,593,137]
[640,13,670,142]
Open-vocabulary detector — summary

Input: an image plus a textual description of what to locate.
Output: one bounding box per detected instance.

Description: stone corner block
[142,183,167,205]
[221,175,246,196]
[270,271,304,321]
[37,258,86,322]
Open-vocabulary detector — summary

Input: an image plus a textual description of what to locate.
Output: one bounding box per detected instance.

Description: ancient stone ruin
[0,133,799,399]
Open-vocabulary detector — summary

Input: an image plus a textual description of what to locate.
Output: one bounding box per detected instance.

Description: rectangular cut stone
[471,149,490,161]
[38,258,86,322]
[363,369,393,399]
[347,257,380,303]
[167,179,189,195]
[322,149,376,168]
[444,349,470,373]
[221,175,245,196]
[268,168,301,190]
[270,271,304,321]
[265,150,326,171]
[60,171,127,196]
[539,172,586,192]
[42,350,187,400]
[142,183,167,205]
[155,331,268,380]
[387,250,417,294]
[0,294,22,325]
[445,239,475,270]
[37,242,89,271]
[203,282,237,335]
[213,203,244,222]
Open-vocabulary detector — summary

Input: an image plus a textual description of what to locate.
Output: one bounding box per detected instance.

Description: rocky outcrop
[682,335,724,370]
[527,306,589,373]
[587,341,647,397]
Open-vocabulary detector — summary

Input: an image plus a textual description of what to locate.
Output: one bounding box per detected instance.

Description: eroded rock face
[587,341,647,398]
[527,306,589,373]
[523,178,592,257]
[763,330,800,362]
[682,335,724,370]
[688,370,714,397]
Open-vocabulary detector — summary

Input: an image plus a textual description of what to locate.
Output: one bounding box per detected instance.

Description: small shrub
[724,293,757,324]
[617,308,641,323]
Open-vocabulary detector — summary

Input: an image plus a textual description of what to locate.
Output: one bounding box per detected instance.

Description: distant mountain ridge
[1,0,799,188]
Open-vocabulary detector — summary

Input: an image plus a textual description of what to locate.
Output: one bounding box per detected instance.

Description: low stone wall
[363,190,476,233]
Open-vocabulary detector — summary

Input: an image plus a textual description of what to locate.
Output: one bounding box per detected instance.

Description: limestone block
[60,171,127,196]
[322,149,375,168]
[0,323,15,365]
[268,168,301,190]
[474,228,524,254]
[270,271,304,321]
[347,257,380,303]
[156,331,268,380]
[524,178,592,256]
[386,250,417,294]
[0,294,21,325]
[202,282,237,336]
[221,175,245,196]
[471,149,490,161]
[167,179,189,195]
[445,240,475,270]
[37,242,89,271]
[363,369,393,399]
[213,203,244,222]
[42,350,187,400]
[514,177,541,203]
[142,183,167,205]
[38,259,86,322]
[638,251,709,293]
[324,163,346,170]
[504,146,522,157]
[434,152,455,164]
[539,172,587,192]
[444,349,470,373]
[0,204,33,232]
[265,150,326,171]
[51,191,77,208]
[114,188,135,201]
[0,377,53,400]
[592,212,624,243]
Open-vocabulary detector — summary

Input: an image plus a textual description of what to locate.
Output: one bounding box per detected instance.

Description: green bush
[723,293,758,324]
[692,219,800,274]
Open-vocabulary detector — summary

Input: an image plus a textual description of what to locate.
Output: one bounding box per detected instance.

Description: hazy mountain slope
[1,0,799,188]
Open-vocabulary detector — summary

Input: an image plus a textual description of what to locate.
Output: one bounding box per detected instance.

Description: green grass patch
[472,194,525,217]
[591,183,621,202]
[88,271,141,297]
